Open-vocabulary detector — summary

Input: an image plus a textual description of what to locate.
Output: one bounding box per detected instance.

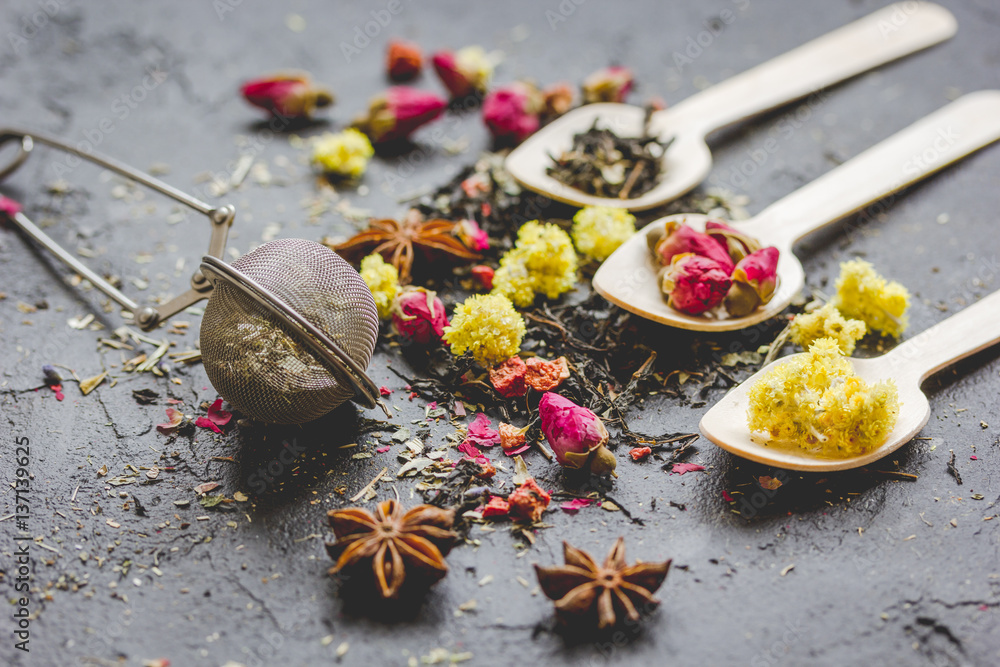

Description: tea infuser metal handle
[0,127,234,331]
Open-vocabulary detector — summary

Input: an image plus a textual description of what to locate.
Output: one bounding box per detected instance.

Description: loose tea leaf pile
[547,109,673,199]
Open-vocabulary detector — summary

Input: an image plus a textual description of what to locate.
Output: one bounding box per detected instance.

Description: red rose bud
[582,66,634,104]
[538,392,617,476]
[354,87,447,143]
[387,40,423,81]
[391,287,448,344]
[482,82,542,144]
[705,219,762,264]
[240,72,334,119]
[661,253,732,315]
[431,46,494,98]
[455,219,489,251]
[542,82,574,118]
[724,246,780,317]
[655,221,735,274]
[471,264,495,290]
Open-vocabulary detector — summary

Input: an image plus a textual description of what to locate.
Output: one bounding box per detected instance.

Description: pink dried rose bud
[524,356,570,392]
[654,222,735,274]
[454,219,489,251]
[581,66,633,104]
[705,219,762,264]
[240,72,334,119]
[431,46,494,98]
[353,86,447,143]
[508,477,551,522]
[538,392,617,476]
[482,82,542,144]
[661,253,732,316]
[724,246,780,317]
[542,82,574,117]
[387,40,423,81]
[489,356,527,398]
[391,287,448,344]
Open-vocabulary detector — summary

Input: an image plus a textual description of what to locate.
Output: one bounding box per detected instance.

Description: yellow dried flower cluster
[359,253,399,320]
[832,259,910,338]
[571,206,636,262]
[747,338,899,458]
[443,294,525,366]
[312,128,374,178]
[789,303,867,355]
[492,221,578,307]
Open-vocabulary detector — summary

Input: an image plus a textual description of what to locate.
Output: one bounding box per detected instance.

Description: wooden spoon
[700,290,1000,471]
[592,91,1000,332]
[506,3,956,210]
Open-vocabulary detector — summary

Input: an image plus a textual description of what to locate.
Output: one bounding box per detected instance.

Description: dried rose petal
[156,407,184,435]
[482,496,510,517]
[582,66,633,104]
[629,446,652,461]
[655,222,735,274]
[538,392,617,476]
[482,82,541,144]
[508,477,551,522]
[466,413,501,447]
[206,399,232,427]
[661,253,732,315]
[559,498,593,513]
[489,356,528,398]
[724,247,780,317]
[669,462,705,475]
[705,219,761,264]
[391,287,448,345]
[387,40,423,81]
[353,87,447,143]
[458,440,487,463]
[240,72,333,119]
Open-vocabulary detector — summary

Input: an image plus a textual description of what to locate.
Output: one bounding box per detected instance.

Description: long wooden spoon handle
[884,290,1000,384]
[740,91,1000,244]
[669,3,956,135]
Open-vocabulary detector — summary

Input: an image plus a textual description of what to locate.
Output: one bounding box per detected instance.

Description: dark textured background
[2,1,1000,665]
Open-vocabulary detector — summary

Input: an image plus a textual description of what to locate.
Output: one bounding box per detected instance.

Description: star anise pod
[325,209,481,282]
[325,499,457,598]
[534,538,671,629]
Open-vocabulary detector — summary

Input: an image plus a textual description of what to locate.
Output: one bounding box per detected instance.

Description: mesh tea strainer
[0,128,387,423]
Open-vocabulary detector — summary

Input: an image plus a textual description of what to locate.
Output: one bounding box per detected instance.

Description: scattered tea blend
[546,108,672,199]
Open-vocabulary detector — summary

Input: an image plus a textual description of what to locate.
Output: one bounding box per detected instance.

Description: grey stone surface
[1,1,999,665]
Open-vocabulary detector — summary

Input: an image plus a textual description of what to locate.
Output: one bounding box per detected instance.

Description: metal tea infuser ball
[0,128,387,423]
